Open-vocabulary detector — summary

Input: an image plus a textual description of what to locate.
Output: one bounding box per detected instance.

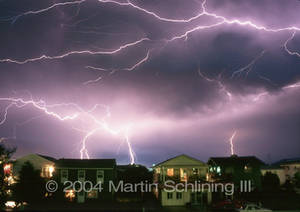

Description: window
[156,168,161,174]
[78,170,85,179]
[180,168,187,182]
[167,168,174,176]
[97,170,104,183]
[42,165,55,178]
[61,170,68,178]
[167,192,173,199]
[192,168,198,175]
[97,170,104,178]
[176,192,182,199]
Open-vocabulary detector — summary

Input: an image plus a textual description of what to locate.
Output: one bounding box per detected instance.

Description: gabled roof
[56,159,116,169]
[208,155,265,166]
[37,154,57,162]
[153,154,206,167]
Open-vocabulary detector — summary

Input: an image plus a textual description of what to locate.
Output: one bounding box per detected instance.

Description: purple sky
[0,0,300,166]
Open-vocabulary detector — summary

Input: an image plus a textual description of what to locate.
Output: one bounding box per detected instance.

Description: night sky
[0,0,300,166]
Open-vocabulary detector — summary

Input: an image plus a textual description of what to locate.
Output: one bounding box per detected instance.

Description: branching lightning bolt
[0,96,136,164]
[231,50,266,79]
[198,69,232,100]
[0,38,149,64]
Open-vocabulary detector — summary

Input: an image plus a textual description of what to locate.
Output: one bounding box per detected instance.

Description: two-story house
[208,155,265,190]
[261,158,300,185]
[153,154,211,206]
[55,158,117,203]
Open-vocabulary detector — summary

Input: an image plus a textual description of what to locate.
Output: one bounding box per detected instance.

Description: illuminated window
[180,168,187,182]
[156,168,161,174]
[216,166,221,173]
[42,165,55,178]
[167,168,174,176]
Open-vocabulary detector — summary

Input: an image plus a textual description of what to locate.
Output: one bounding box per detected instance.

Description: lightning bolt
[1,0,300,83]
[284,31,300,58]
[231,50,266,79]
[198,69,232,100]
[229,131,237,156]
[0,38,149,64]
[83,50,150,85]
[0,96,136,164]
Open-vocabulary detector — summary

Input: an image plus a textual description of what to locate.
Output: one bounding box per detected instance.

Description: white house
[153,154,211,207]
[261,158,300,185]
[261,165,286,185]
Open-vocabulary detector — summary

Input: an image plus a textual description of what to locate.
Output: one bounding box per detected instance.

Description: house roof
[37,154,57,162]
[273,157,300,166]
[208,155,265,166]
[153,154,206,167]
[56,159,116,169]
[261,164,283,170]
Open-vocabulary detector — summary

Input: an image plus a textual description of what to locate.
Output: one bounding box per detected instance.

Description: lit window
[42,165,55,178]
[167,168,174,176]
[176,192,182,199]
[216,166,221,173]
[156,168,161,174]
[167,192,173,199]
[180,168,187,182]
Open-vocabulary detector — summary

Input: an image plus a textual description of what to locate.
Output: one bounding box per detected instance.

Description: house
[207,155,265,190]
[12,154,56,179]
[55,158,117,203]
[274,158,300,182]
[153,154,211,206]
[261,165,286,185]
[261,158,300,185]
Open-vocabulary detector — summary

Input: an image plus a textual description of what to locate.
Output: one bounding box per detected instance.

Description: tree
[0,143,16,207]
[14,161,45,204]
[261,172,280,192]
[294,171,300,188]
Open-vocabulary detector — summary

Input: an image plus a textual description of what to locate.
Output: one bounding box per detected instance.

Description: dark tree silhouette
[262,171,280,192]
[294,172,300,188]
[14,161,45,204]
[0,144,16,207]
